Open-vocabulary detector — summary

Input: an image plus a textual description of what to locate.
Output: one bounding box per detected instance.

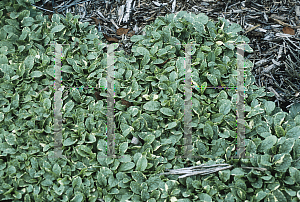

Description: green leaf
[218,169,230,183]
[53,183,64,196]
[273,112,287,126]
[289,167,300,184]
[51,25,65,33]
[169,71,178,82]
[236,188,247,200]
[97,172,107,187]
[147,176,161,192]
[63,137,77,146]
[3,25,19,35]
[141,54,150,66]
[19,27,30,40]
[150,44,158,55]
[211,113,224,123]
[219,100,232,115]
[144,134,155,144]
[63,100,75,113]
[136,156,147,171]
[284,187,296,197]
[166,121,177,130]
[143,101,160,111]
[273,189,287,202]
[151,31,161,40]
[255,190,267,201]
[119,162,135,172]
[9,11,19,19]
[264,101,275,115]
[130,35,145,42]
[77,145,93,157]
[24,55,34,71]
[165,147,175,160]
[5,134,16,145]
[141,189,150,201]
[275,125,285,137]
[43,98,51,110]
[137,47,150,56]
[130,181,142,194]
[160,107,175,116]
[21,17,34,26]
[87,52,96,60]
[120,123,134,137]
[214,47,222,56]
[41,179,53,187]
[279,138,294,154]
[119,142,128,154]
[125,70,132,80]
[203,122,213,139]
[198,193,212,202]
[286,126,300,139]
[224,42,235,50]
[273,153,292,172]
[0,112,4,122]
[258,135,277,152]
[71,88,81,103]
[52,163,61,177]
[207,74,218,86]
[157,48,168,57]
[288,103,300,119]
[201,46,211,52]
[70,192,84,202]
[153,58,165,64]
[227,23,243,35]
[131,171,147,183]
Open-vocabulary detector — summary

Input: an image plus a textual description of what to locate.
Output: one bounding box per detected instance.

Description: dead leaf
[121,98,133,108]
[103,34,119,42]
[7,12,10,17]
[48,13,53,21]
[116,28,129,36]
[127,31,135,37]
[282,26,295,35]
[94,91,104,100]
[90,17,101,26]
[156,57,175,67]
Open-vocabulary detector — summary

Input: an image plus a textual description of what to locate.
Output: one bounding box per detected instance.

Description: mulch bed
[33,0,300,113]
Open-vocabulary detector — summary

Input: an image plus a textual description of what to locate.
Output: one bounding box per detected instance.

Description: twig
[294,156,300,162]
[159,163,234,179]
[38,84,54,94]
[240,166,267,171]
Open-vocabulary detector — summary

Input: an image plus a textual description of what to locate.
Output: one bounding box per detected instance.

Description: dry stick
[38,84,54,94]
[243,24,261,34]
[160,164,269,179]
[271,17,300,28]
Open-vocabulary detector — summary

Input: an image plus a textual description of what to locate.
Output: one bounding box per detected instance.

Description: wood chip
[127,30,135,37]
[90,17,101,26]
[116,28,129,35]
[103,34,119,42]
[282,26,295,35]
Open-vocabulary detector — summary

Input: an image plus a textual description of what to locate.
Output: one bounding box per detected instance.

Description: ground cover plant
[0,0,300,201]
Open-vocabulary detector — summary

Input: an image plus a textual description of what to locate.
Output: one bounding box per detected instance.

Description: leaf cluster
[1,2,300,201]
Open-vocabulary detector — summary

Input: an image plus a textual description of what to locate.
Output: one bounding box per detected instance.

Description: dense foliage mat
[0,0,300,201]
